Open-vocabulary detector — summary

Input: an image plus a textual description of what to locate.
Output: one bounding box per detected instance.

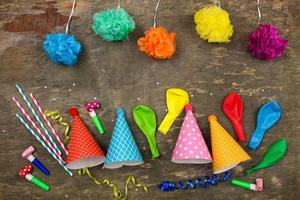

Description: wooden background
[0,0,299,199]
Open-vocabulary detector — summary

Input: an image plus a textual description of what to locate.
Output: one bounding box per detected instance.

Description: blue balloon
[248,101,282,150]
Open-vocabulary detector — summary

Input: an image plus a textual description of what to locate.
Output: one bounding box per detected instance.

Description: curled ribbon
[159,171,232,191]
[44,110,70,144]
[78,168,148,200]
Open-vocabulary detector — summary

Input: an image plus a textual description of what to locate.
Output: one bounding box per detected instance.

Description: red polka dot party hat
[172,104,212,164]
[66,108,105,169]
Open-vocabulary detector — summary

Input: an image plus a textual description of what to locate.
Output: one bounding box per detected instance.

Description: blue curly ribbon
[158,171,232,191]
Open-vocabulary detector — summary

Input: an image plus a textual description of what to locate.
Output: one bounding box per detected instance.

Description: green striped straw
[16,114,73,176]
[16,84,62,156]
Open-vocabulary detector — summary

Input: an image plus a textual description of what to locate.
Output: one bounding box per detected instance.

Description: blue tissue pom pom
[43,33,81,65]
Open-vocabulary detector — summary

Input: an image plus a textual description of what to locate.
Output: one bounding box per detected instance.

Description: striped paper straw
[30,93,68,155]
[15,84,62,156]
[16,114,73,176]
[12,97,65,164]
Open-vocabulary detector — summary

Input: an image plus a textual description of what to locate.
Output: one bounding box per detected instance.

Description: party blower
[248,101,282,150]
[223,93,246,142]
[133,105,160,159]
[22,146,50,176]
[158,88,189,134]
[19,165,50,191]
[85,101,105,135]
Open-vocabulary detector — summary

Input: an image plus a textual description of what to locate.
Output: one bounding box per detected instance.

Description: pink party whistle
[85,101,104,134]
[22,146,50,175]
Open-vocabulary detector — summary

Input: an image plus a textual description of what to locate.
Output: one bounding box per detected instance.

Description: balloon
[133,105,160,159]
[223,93,245,142]
[158,88,189,134]
[248,101,282,150]
[246,138,287,174]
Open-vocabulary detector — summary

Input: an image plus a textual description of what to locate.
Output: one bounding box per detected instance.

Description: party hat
[66,108,105,169]
[172,104,212,164]
[158,88,189,134]
[208,115,251,174]
[104,108,144,169]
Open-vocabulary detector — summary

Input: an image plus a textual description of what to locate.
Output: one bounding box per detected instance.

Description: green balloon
[246,138,287,175]
[133,105,160,159]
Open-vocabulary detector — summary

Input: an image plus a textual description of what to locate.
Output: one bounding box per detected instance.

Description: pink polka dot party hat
[171,104,212,164]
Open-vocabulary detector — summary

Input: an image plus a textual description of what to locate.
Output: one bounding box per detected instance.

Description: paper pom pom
[194,6,233,43]
[43,33,81,65]
[248,24,288,61]
[137,26,176,59]
[92,8,135,42]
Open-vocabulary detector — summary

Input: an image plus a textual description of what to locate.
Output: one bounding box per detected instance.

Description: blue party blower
[248,101,282,150]
[22,146,50,175]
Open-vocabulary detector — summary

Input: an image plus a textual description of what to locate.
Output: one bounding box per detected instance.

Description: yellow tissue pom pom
[194,6,233,43]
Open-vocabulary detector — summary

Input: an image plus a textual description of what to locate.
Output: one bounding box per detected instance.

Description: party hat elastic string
[65,0,77,34]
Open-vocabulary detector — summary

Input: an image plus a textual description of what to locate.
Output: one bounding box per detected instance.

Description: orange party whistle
[158,88,189,134]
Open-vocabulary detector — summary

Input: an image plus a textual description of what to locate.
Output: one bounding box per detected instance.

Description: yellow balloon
[158,88,189,134]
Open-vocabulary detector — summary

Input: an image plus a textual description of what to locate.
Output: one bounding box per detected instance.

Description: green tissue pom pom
[92,8,135,42]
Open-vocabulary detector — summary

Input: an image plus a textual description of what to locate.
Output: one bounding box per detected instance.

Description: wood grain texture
[0,0,299,199]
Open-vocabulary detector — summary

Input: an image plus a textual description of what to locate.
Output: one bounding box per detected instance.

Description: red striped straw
[12,97,65,164]
[30,94,68,155]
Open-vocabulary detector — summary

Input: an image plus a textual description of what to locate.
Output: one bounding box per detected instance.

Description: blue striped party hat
[104,107,144,169]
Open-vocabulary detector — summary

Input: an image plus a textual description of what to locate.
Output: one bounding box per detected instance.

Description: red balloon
[222,93,245,142]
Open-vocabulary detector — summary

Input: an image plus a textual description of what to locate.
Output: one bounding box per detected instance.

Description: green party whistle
[133,105,160,159]
[246,138,287,174]
[231,178,263,192]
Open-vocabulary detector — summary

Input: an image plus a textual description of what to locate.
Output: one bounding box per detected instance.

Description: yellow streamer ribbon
[78,168,148,200]
[44,110,70,144]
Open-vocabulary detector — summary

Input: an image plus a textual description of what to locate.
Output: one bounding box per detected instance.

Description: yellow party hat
[208,115,251,174]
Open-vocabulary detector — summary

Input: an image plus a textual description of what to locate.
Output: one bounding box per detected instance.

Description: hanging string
[153,0,161,28]
[257,0,262,24]
[214,0,221,8]
[117,0,121,10]
[44,110,70,144]
[78,168,148,200]
[65,0,77,34]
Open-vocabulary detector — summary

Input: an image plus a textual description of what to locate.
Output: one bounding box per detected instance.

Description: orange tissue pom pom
[137,26,176,59]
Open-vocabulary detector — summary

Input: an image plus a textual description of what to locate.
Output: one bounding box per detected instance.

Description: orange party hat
[208,115,251,174]
[66,108,105,169]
